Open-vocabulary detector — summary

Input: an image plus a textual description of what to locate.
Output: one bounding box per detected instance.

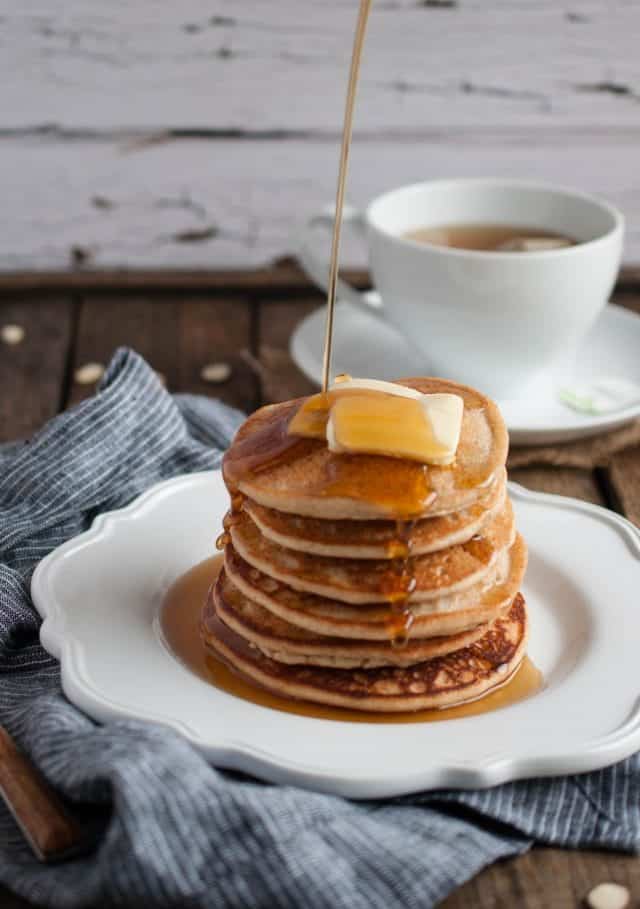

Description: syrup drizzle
[216,492,246,552]
[381,520,417,647]
[222,400,308,492]
[321,0,373,391]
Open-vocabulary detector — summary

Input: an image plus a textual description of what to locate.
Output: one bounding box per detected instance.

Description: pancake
[229,498,515,604]
[224,534,528,640]
[244,469,506,559]
[223,378,508,520]
[208,569,493,668]
[203,594,528,712]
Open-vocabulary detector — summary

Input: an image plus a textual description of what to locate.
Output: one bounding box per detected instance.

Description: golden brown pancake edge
[223,534,528,641]
[229,498,515,604]
[207,569,493,668]
[202,594,528,713]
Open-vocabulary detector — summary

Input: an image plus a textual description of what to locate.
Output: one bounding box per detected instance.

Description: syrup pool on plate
[159,556,542,725]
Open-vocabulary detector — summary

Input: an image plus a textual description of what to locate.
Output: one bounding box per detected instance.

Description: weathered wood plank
[440,847,640,909]
[0,262,366,295]
[3,1,640,132]
[614,288,640,316]
[257,298,319,404]
[0,266,638,296]
[606,447,640,528]
[509,466,604,505]
[67,296,258,412]
[2,132,640,271]
[1,849,637,909]
[599,292,640,526]
[0,298,74,443]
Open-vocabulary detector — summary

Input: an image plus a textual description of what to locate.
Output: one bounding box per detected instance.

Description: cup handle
[296,204,384,316]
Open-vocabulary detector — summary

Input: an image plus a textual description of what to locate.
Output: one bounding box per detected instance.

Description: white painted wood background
[3,0,640,270]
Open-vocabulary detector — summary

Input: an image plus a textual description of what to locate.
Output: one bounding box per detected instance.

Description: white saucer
[291,297,640,445]
[31,471,640,799]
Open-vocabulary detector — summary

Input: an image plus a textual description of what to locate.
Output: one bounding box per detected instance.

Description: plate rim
[290,301,640,445]
[31,471,640,798]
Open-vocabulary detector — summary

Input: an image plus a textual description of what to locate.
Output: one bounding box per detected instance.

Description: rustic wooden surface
[2,1,640,270]
[0,275,639,907]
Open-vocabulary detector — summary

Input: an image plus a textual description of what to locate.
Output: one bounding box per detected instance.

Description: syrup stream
[321,0,373,392]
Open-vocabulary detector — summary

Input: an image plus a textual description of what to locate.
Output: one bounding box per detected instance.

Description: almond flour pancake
[224,535,528,640]
[223,378,508,520]
[229,499,515,604]
[207,569,493,668]
[203,594,528,712]
[244,469,506,559]
[205,374,530,716]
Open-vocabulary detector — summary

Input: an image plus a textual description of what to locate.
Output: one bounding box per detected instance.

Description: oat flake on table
[74,363,105,385]
[201,362,232,384]
[1,324,25,345]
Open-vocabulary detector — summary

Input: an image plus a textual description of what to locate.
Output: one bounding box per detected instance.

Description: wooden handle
[0,727,84,862]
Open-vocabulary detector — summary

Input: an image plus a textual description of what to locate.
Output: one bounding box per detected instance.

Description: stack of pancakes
[202,378,528,713]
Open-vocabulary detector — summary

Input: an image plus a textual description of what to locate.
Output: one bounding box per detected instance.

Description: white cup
[297,179,624,398]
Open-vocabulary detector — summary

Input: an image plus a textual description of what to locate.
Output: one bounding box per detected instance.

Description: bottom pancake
[207,569,492,668]
[202,594,528,713]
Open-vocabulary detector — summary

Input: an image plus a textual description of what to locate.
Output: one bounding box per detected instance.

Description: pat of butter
[421,393,464,463]
[326,389,463,465]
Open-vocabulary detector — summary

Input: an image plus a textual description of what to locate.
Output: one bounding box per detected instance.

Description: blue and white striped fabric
[1,348,638,908]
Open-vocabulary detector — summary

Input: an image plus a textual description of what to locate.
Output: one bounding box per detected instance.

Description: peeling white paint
[3,132,639,269]
[2,1,639,269]
[3,1,639,131]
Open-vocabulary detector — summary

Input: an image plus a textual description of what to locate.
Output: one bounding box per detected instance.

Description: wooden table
[1,267,639,908]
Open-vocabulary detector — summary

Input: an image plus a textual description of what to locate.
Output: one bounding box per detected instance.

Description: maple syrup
[287,391,333,439]
[321,0,373,391]
[377,519,416,646]
[222,400,309,492]
[159,557,543,724]
[216,494,246,552]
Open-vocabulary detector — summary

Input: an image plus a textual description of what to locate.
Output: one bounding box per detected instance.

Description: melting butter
[288,378,463,465]
[326,393,448,463]
[420,393,464,464]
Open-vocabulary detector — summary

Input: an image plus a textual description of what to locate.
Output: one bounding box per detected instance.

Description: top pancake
[223,378,508,519]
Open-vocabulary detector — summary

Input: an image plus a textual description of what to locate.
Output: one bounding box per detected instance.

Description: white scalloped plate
[31,471,640,799]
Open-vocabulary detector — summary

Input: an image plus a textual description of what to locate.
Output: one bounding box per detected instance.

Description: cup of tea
[297,179,624,398]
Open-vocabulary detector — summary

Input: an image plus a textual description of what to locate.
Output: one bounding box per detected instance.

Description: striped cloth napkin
[1,348,638,909]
